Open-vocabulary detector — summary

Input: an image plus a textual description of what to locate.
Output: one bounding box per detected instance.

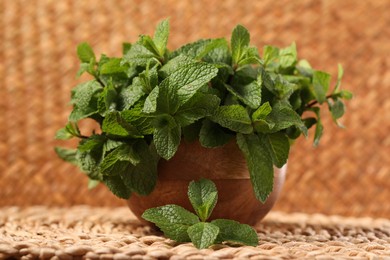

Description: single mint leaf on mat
[77,42,95,63]
[187,222,220,249]
[188,179,218,222]
[153,18,170,57]
[142,205,200,242]
[236,133,274,203]
[153,114,181,160]
[231,25,250,65]
[211,219,258,246]
[210,105,253,134]
[312,70,331,104]
[199,119,233,148]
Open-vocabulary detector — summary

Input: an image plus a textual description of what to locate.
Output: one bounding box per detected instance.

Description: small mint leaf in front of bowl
[187,222,220,249]
[211,219,258,246]
[142,205,200,242]
[188,179,218,222]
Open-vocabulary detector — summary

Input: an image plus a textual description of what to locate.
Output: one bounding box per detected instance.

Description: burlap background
[0,0,389,218]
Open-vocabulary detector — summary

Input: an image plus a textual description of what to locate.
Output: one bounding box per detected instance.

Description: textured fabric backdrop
[0,0,389,218]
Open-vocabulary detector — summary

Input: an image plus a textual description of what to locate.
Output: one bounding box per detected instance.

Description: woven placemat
[0,207,389,259]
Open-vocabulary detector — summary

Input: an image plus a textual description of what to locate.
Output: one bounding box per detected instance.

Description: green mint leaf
[139,64,159,93]
[210,105,253,134]
[231,25,250,65]
[264,133,290,168]
[153,114,181,160]
[175,93,220,127]
[263,45,279,66]
[76,148,102,180]
[142,205,200,242]
[187,222,220,249]
[153,18,170,57]
[123,43,159,67]
[55,128,74,140]
[308,107,323,146]
[188,179,218,222]
[169,62,218,108]
[252,102,272,121]
[55,147,78,166]
[312,70,331,104]
[55,122,80,140]
[120,141,159,195]
[199,119,233,148]
[100,58,127,75]
[156,78,180,114]
[69,80,103,122]
[237,46,262,66]
[224,75,261,109]
[143,86,159,113]
[100,143,140,176]
[122,42,132,55]
[118,80,146,110]
[211,219,258,246]
[329,99,345,120]
[236,133,274,203]
[170,39,216,59]
[333,64,344,93]
[273,75,296,100]
[103,139,123,156]
[78,135,106,152]
[339,90,353,100]
[121,109,154,135]
[98,83,118,116]
[267,101,308,136]
[279,42,297,68]
[102,174,132,199]
[102,111,143,138]
[139,35,160,57]
[88,179,100,189]
[77,42,95,63]
[195,38,228,60]
[159,55,196,78]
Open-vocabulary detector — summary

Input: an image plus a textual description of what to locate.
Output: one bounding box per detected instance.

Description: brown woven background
[0,0,389,218]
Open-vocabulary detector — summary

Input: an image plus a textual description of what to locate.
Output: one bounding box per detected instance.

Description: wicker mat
[0,207,389,260]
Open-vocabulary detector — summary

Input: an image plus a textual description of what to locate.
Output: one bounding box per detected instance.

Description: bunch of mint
[55,18,351,202]
[142,179,258,249]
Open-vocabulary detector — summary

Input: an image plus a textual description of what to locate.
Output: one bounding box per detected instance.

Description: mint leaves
[142,179,259,249]
[56,18,351,204]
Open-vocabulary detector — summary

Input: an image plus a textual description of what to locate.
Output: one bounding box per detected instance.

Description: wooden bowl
[127,140,286,226]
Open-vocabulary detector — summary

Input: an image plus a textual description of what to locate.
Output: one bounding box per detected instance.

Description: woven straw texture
[1,206,389,259]
[0,0,389,218]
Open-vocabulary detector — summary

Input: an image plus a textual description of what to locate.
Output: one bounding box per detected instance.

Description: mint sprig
[56,18,351,204]
[142,179,259,249]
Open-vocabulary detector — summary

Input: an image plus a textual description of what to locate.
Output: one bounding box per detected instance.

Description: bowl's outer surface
[128,140,286,226]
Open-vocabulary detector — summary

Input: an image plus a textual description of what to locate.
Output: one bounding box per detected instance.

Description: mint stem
[306,94,334,108]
